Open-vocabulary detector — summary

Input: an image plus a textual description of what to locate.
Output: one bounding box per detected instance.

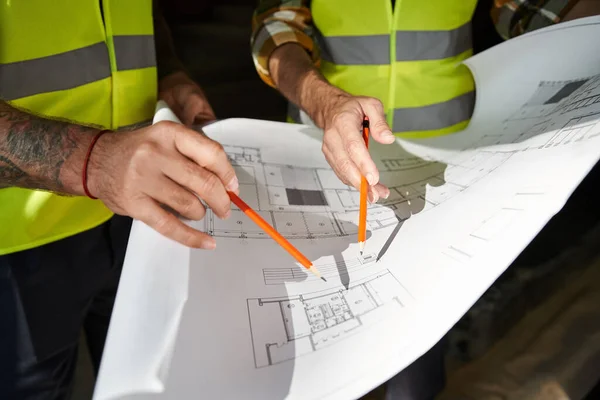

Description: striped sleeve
[251,0,320,88]
[492,0,581,39]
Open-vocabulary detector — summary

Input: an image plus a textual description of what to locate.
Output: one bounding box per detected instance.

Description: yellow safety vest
[290,0,477,138]
[0,0,157,255]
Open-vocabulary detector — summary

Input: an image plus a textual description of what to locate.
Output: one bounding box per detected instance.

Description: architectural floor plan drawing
[434,73,600,265]
[248,271,412,368]
[95,18,600,400]
[464,74,600,151]
[204,143,515,240]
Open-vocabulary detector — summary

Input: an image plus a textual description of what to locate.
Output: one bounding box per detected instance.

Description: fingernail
[383,190,390,199]
[368,193,374,203]
[202,240,216,250]
[226,176,239,192]
[366,173,375,186]
[382,130,395,141]
[224,209,231,219]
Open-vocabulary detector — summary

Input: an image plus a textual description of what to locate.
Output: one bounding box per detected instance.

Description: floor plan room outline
[247,271,412,368]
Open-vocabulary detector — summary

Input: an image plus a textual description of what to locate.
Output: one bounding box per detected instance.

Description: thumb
[360,98,395,144]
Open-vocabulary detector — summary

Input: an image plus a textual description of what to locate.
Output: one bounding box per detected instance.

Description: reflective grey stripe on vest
[0,43,111,101]
[396,22,472,61]
[317,22,472,65]
[318,35,390,65]
[0,35,156,101]
[392,91,475,133]
[113,35,156,71]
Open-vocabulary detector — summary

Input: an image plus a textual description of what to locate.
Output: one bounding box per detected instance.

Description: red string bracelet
[82,129,110,199]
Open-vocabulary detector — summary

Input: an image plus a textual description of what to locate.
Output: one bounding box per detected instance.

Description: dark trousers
[0,216,132,400]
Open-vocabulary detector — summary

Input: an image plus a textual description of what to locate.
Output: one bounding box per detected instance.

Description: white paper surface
[94,17,600,400]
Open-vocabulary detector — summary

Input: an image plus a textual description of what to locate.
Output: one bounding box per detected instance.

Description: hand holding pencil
[153,101,323,279]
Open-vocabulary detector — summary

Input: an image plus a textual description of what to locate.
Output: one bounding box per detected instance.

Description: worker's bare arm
[269,43,392,201]
[0,100,239,249]
[0,101,97,194]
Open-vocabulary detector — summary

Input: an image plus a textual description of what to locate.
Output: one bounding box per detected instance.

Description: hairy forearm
[0,102,99,194]
[269,43,349,129]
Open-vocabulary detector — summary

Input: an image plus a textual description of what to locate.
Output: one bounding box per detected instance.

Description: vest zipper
[99,0,105,23]
[99,0,118,129]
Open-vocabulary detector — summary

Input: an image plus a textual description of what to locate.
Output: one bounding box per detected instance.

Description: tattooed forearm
[0,155,26,188]
[0,101,99,194]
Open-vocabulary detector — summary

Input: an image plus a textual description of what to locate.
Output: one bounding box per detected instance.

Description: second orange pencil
[358,117,370,255]
[228,191,325,281]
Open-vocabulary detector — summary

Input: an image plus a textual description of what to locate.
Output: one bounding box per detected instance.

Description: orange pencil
[358,117,370,255]
[228,191,325,281]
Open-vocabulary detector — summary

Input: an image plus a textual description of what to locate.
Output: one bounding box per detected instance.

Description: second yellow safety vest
[290,0,477,138]
[0,0,157,255]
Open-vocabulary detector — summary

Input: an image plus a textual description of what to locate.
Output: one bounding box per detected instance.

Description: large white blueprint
[94,17,600,400]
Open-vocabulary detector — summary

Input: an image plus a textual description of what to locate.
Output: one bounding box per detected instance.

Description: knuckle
[130,142,159,173]
[200,173,220,194]
[331,111,351,128]
[367,97,384,109]
[373,119,388,129]
[152,121,176,138]
[182,161,201,183]
[222,168,236,187]
[349,100,363,113]
[174,193,196,215]
[176,195,205,221]
[345,139,364,158]
[337,158,354,177]
[134,141,159,160]
[153,120,171,130]
[205,140,224,158]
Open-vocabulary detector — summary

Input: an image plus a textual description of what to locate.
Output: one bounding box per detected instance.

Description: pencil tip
[321,277,327,282]
[308,264,324,280]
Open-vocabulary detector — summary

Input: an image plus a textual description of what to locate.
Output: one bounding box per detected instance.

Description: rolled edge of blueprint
[93,102,189,400]
[153,99,183,124]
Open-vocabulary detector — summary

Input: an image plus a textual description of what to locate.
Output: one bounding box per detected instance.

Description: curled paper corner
[153,100,182,124]
[92,103,192,400]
